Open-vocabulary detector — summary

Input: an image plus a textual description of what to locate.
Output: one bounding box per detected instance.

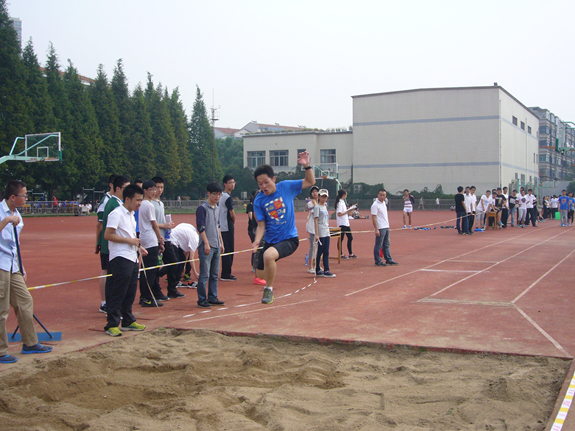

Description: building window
[539,139,548,147]
[521,121,525,130]
[269,150,288,167]
[512,116,518,126]
[528,126,532,134]
[247,151,265,168]
[539,154,547,163]
[320,149,336,164]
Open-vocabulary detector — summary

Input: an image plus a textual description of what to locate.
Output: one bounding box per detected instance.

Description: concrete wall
[243,131,353,182]
[498,88,539,190]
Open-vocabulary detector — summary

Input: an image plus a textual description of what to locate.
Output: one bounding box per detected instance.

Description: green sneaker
[106,327,122,337]
[261,287,274,304]
[121,322,146,331]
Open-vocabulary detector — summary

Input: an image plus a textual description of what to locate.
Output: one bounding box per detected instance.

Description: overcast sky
[8,0,575,130]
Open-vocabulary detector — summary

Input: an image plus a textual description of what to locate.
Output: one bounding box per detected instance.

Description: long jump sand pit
[0,328,568,431]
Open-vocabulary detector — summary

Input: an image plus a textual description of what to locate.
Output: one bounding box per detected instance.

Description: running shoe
[99,304,107,314]
[208,298,225,306]
[323,271,336,277]
[402,225,407,229]
[0,354,18,364]
[261,288,274,304]
[349,254,358,259]
[220,275,237,281]
[121,322,146,331]
[154,294,170,302]
[341,255,349,260]
[386,261,399,266]
[168,291,186,299]
[22,343,53,354]
[316,270,325,276]
[140,298,164,307]
[105,327,122,337]
[254,277,266,285]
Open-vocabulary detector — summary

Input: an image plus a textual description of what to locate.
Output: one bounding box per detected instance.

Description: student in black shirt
[455,186,468,235]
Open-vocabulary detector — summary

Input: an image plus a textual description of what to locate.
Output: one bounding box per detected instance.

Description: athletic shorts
[100,252,109,271]
[403,207,413,213]
[254,237,299,271]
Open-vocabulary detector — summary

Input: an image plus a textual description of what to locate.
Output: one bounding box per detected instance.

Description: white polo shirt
[107,205,138,263]
[371,199,389,229]
[170,223,199,253]
[138,199,158,249]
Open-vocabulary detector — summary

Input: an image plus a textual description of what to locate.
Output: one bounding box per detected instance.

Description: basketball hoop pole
[0,133,62,165]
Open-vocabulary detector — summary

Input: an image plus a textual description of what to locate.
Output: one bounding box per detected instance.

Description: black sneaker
[154,294,170,302]
[375,261,387,266]
[140,298,163,307]
[386,261,399,266]
[208,298,225,306]
[198,301,212,308]
[168,291,186,299]
[99,304,107,314]
[220,275,237,281]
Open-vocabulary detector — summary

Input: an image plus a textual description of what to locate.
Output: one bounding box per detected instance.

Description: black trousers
[173,246,186,285]
[221,230,235,278]
[140,246,162,300]
[338,225,353,255]
[105,257,138,330]
[468,213,475,231]
[527,208,537,226]
[501,208,508,227]
[157,242,179,295]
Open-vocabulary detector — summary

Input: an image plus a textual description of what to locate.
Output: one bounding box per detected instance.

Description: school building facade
[243,86,541,194]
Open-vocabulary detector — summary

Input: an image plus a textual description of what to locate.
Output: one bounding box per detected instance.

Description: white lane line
[514,305,570,357]
[428,230,565,298]
[184,299,318,323]
[345,226,550,297]
[512,248,575,304]
[418,298,512,307]
[419,269,483,273]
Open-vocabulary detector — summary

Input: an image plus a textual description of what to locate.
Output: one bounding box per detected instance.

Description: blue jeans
[456,211,468,234]
[197,247,220,304]
[509,207,516,226]
[374,228,392,264]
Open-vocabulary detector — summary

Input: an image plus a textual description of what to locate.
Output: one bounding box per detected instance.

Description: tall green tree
[22,38,60,192]
[111,59,135,183]
[167,87,192,194]
[144,74,181,193]
[22,38,56,133]
[0,0,32,183]
[189,86,222,197]
[89,64,125,179]
[62,60,103,197]
[129,84,155,180]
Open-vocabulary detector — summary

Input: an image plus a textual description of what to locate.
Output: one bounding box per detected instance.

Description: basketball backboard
[25,132,61,162]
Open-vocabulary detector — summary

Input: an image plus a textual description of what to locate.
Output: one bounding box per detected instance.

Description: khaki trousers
[0,269,38,355]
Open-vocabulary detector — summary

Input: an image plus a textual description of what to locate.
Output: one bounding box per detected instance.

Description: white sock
[266,286,273,292]
[101,301,106,307]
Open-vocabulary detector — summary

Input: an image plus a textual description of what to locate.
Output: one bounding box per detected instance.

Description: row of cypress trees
[0,0,223,199]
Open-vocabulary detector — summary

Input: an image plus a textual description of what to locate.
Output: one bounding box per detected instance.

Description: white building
[243,86,540,194]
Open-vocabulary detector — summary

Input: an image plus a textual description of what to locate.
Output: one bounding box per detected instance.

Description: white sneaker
[408,225,412,229]
[402,225,407,229]
[307,269,316,274]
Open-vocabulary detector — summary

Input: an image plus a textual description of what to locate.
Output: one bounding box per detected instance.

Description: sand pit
[0,329,569,430]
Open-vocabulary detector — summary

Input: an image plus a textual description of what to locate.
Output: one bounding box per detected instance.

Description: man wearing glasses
[0,181,53,363]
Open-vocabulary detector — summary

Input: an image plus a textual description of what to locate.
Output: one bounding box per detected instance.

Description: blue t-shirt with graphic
[254,180,302,244]
[557,195,572,210]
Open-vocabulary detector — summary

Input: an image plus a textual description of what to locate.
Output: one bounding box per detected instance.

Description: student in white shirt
[104,184,148,337]
[476,190,492,229]
[334,189,357,259]
[371,189,398,267]
[314,189,335,277]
